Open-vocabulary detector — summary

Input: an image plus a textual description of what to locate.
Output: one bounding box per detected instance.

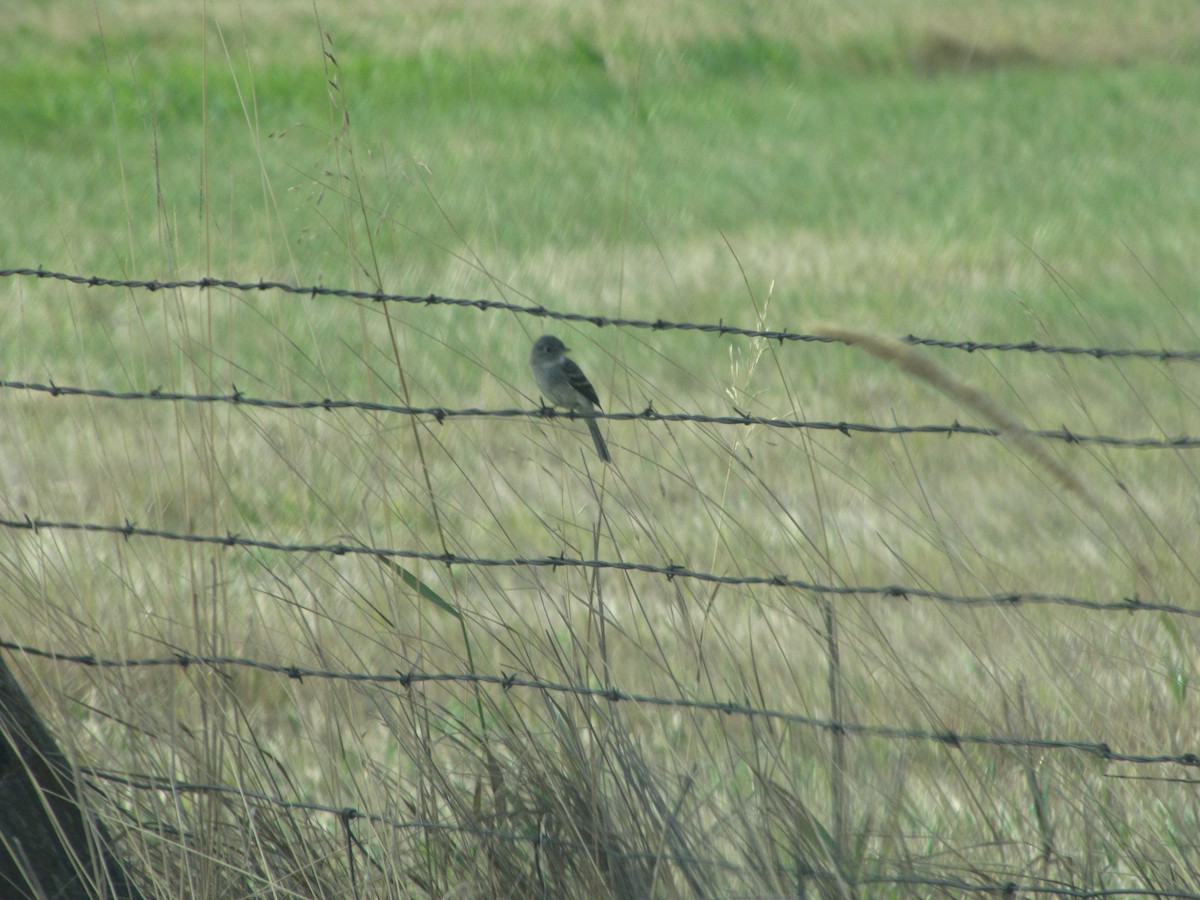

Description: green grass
[2,2,1200,896]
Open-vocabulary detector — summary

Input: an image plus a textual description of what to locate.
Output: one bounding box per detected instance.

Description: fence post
[0,649,144,899]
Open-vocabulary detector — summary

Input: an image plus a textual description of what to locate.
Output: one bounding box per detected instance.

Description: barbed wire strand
[4,639,1196,768]
[83,769,1199,898]
[0,515,1191,618]
[79,772,1195,897]
[2,378,1197,450]
[3,267,1198,363]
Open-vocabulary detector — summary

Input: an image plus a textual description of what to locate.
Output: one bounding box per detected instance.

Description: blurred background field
[1,1,1199,896]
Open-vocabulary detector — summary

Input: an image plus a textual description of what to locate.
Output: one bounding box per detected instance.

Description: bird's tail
[587,419,612,463]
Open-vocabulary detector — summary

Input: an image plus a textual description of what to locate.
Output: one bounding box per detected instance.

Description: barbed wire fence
[63,766,1198,899]
[4,377,1200,449]
[3,638,1197,767]
[5,265,1200,361]
[0,514,1194,616]
[71,769,1200,899]
[2,266,1199,897]
[8,632,1199,898]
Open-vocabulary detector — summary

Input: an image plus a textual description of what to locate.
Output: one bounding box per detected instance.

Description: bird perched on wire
[529,334,612,463]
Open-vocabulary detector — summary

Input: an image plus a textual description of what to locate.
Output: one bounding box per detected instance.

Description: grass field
[2,2,1200,896]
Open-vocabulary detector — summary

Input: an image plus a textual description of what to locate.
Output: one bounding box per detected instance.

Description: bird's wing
[563,358,602,408]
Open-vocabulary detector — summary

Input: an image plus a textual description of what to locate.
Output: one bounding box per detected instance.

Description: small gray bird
[529,335,611,463]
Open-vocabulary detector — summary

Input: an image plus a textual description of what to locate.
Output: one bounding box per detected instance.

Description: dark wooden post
[0,651,144,899]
